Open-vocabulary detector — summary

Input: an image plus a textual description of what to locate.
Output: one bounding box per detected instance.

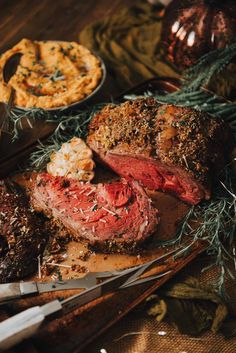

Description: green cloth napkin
[79,2,179,90]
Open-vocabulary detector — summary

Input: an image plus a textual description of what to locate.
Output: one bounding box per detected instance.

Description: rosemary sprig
[27,103,107,169]
[183,42,236,92]
[176,164,236,296]
[9,107,51,141]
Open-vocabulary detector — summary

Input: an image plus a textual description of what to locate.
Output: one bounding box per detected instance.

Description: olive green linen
[146,277,228,336]
[79,2,179,90]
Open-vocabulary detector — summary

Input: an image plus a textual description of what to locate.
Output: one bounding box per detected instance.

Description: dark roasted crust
[87,98,233,188]
[88,235,154,255]
[0,181,49,282]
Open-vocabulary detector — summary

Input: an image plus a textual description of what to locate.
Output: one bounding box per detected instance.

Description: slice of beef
[31,173,159,252]
[87,98,233,205]
[0,181,48,282]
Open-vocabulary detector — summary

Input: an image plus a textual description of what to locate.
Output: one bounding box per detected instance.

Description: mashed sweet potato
[0,39,102,109]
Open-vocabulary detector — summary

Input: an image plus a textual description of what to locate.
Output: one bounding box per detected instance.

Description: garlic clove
[47,137,95,182]
[75,159,95,171]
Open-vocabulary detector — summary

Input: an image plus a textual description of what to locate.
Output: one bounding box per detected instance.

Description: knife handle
[0,306,44,351]
[0,300,62,351]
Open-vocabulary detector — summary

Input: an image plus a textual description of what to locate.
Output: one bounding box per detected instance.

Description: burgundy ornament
[161,0,236,71]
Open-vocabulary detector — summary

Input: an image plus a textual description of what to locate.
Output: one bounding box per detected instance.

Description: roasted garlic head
[47,137,95,181]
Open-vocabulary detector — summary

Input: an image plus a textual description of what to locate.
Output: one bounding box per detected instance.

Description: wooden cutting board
[5,241,205,353]
[1,237,206,353]
[0,78,208,353]
[14,166,190,282]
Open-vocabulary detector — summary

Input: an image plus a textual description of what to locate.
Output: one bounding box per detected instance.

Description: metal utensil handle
[0,306,44,351]
[0,283,22,304]
[7,88,15,110]
[0,282,40,304]
[0,300,62,351]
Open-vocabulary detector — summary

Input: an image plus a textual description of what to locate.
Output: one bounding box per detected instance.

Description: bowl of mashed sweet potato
[0,39,106,111]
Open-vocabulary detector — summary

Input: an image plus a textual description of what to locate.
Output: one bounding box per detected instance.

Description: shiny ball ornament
[161,0,236,71]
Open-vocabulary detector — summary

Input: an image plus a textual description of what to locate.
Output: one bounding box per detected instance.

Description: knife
[0,246,178,352]
[0,247,181,304]
[0,267,140,351]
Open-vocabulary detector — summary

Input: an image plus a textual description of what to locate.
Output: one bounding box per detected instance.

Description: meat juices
[87,98,233,204]
[31,173,159,252]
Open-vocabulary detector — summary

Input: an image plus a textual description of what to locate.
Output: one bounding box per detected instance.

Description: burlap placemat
[84,256,236,353]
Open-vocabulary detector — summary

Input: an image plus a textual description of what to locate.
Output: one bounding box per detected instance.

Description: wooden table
[0,0,136,53]
[1,3,234,353]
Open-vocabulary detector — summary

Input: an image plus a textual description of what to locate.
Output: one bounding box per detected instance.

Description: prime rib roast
[0,181,48,282]
[1,97,233,280]
[87,98,233,205]
[31,173,159,252]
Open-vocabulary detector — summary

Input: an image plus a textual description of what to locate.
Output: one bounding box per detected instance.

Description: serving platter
[0,77,208,353]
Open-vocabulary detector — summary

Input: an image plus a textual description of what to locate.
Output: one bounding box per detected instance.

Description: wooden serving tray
[0,77,207,353]
[11,241,206,353]
[1,240,206,353]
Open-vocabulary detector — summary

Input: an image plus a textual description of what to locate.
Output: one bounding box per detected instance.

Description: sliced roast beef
[87,98,233,205]
[0,181,48,282]
[31,173,159,251]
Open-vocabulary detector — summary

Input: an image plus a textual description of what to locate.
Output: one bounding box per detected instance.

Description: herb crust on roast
[87,98,233,204]
[0,181,48,282]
